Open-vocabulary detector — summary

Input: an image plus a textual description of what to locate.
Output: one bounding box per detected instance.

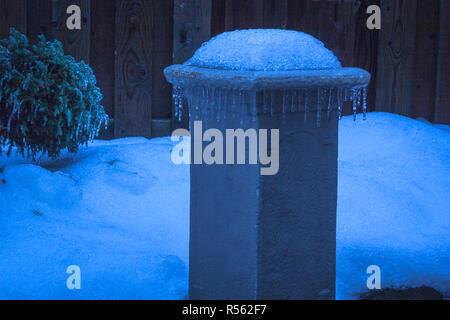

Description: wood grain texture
[263,0,288,29]
[114,0,153,138]
[352,0,379,113]
[433,0,450,124]
[411,0,440,121]
[318,0,358,116]
[211,0,226,37]
[331,0,360,67]
[152,0,173,119]
[27,0,54,43]
[375,0,417,116]
[287,1,378,115]
[287,0,356,66]
[0,0,27,39]
[287,0,321,37]
[55,0,90,63]
[0,0,447,134]
[173,0,211,129]
[91,0,115,139]
[224,0,264,30]
[173,0,211,64]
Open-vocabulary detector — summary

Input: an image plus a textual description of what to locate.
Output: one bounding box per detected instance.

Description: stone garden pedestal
[165,30,370,300]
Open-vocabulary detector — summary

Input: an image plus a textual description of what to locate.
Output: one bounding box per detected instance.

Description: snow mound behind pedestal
[0,113,448,299]
[186,29,342,71]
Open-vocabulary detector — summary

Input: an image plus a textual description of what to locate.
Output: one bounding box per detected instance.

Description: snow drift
[0,112,448,299]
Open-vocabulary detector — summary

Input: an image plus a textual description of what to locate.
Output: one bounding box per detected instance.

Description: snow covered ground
[0,112,448,299]
[0,138,190,299]
[337,113,449,299]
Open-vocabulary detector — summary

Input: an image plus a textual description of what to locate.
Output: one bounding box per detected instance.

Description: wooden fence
[0,0,448,139]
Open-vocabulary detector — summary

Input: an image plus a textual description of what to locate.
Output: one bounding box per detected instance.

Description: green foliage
[0,28,108,160]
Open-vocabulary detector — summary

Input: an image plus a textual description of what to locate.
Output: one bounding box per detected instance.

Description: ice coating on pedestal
[181,86,367,127]
[186,29,342,71]
[166,29,371,125]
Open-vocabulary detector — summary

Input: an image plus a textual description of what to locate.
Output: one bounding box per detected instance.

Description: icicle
[223,88,228,121]
[337,88,343,120]
[179,87,185,122]
[250,91,257,123]
[86,103,93,135]
[173,86,184,122]
[173,89,179,119]
[282,91,287,114]
[178,100,183,122]
[239,90,246,125]
[297,89,304,113]
[206,87,210,105]
[216,105,221,123]
[362,86,368,120]
[239,90,246,115]
[281,91,287,124]
[200,87,206,117]
[263,90,269,114]
[352,88,357,121]
[191,87,197,121]
[231,89,237,119]
[291,90,297,113]
[7,104,19,133]
[216,88,222,123]
[304,89,309,122]
[195,87,203,120]
[327,88,332,119]
[316,87,322,127]
[76,111,84,139]
[270,91,275,116]
[358,88,362,115]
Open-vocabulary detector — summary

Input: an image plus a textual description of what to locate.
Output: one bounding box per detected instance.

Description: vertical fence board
[91,0,115,139]
[287,0,321,37]
[288,1,360,67]
[411,0,440,121]
[27,0,54,43]
[55,0,90,63]
[321,1,358,116]
[150,0,173,137]
[152,0,173,119]
[263,0,288,29]
[353,0,380,113]
[211,0,226,37]
[0,0,27,39]
[0,0,448,136]
[173,0,211,64]
[375,0,417,116]
[434,0,450,125]
[173,0,211,129]
[114,0,153,138]
[331,0,360,67]
[225,0,264,30]
[315,0,379,115]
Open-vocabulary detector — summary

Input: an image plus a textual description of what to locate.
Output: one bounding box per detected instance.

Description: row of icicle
[173,85,368,127]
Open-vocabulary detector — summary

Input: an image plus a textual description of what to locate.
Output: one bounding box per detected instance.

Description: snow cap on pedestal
[165,29,371,122]
[186,29,342,71]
